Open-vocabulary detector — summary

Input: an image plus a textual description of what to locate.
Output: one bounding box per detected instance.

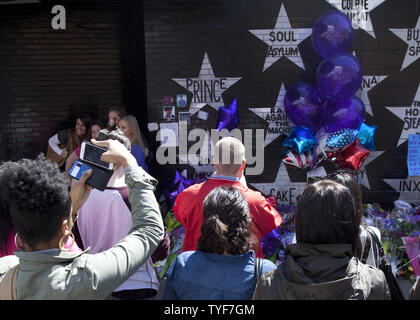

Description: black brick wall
[143,0,420,209]
[0,0,147,160]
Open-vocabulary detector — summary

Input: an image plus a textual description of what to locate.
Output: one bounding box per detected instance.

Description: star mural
[249,83,291,147]
[249,3,312,71]
[383,175,420,205]
[389,15,420,71]
[356,75,388,116]
[172,52,241,115]
[386,84,420,147]
[326,0,386,38]
[178,131,215,178]
[357,151,385,190]
[250,163,307,206]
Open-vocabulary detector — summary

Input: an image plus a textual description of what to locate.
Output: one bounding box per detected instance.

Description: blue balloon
[284,82,324,131]
[282,126,317,154]
[357,122,377,151]
[312,10,354,59]
[316,54,363,100]
[326,128,358,152]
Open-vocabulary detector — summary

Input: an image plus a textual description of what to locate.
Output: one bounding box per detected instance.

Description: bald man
[173,137,282,258]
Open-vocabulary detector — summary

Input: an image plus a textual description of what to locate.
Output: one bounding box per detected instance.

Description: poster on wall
[407,134,420,176]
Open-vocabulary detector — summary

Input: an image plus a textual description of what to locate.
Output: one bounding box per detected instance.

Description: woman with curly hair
[163,186,276,300]
[0,139,164,299]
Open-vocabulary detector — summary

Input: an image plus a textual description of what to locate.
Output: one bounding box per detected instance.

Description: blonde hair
[119,115,149,158]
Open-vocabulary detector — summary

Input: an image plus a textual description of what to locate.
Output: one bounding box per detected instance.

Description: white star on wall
[250,163,307,206]
[386,84,420,147]
[389,16,420,71]
[178,130,216,178]
[383,176,420,205]
[357,151,385,190]
[172,53,241,115]
[326,0,386,38]
[353,51,388,116]
[356,75,387,116]
[249,3,312,71]
[249,83,291,147]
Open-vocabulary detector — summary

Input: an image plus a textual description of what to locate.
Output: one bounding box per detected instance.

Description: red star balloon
[335,139,370,172]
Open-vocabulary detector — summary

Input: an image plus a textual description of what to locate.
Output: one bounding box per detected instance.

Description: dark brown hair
[197,186,257,255]
[295,180,361,256]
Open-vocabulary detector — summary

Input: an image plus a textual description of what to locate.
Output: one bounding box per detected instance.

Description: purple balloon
[316,53,363,100]
[312,10,354,59]
[323,95,366,132]
[284,82,324,131]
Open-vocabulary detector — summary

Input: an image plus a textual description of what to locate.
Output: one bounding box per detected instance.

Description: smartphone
[80,141,113,170]
[69,161,92,181]
[69,160,114,191]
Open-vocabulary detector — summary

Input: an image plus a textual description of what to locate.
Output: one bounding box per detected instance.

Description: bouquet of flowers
[363,202,420,279]
[261,198,296,265]
[154,209,185,279]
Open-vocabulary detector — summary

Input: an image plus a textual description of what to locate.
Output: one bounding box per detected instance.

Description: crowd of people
[0,107,419,300]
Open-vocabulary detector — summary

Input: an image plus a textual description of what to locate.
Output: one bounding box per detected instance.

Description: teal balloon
[282,126,317,154]
[357,122,377,151]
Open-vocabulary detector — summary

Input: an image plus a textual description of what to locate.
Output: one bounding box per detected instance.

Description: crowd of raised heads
[0,108,419,300]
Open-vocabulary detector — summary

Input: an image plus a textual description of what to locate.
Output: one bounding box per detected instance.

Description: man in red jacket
[174,137,282,258]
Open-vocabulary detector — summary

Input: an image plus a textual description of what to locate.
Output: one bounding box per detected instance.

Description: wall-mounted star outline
[383,175,420,204]
[389,16,420,71]
[249,3,311,71]
[353,52,388,117]
[249,83,291,147]
[178,130,216,177]
[386,84,420,147]
[250,163,307,206]
[326,0,386,38]
[357,151,385,190]
[172,52,241,115]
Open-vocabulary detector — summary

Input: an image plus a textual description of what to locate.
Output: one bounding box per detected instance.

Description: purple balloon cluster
[281,11,370,172]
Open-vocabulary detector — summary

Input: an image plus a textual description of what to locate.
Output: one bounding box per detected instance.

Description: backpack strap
[365,227,382,267]
[0,265,19,300]
[252,257,263,299]
[361,229,372,264]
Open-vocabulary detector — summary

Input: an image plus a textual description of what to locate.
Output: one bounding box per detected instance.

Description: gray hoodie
[255,243,390,300]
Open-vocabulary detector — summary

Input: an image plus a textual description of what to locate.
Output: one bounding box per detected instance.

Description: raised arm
[79,139,164,299]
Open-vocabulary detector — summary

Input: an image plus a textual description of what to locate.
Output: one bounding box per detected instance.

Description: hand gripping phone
[69,142,113,191]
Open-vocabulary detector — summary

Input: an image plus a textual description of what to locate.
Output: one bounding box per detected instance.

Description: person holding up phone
[75,129,163,300]
[0,138,164,299]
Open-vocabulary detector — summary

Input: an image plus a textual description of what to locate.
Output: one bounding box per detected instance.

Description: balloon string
[395,254,420,273]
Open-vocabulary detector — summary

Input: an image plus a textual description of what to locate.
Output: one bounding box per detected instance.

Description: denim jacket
[163,250,276,300]
[0,166,164,300]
